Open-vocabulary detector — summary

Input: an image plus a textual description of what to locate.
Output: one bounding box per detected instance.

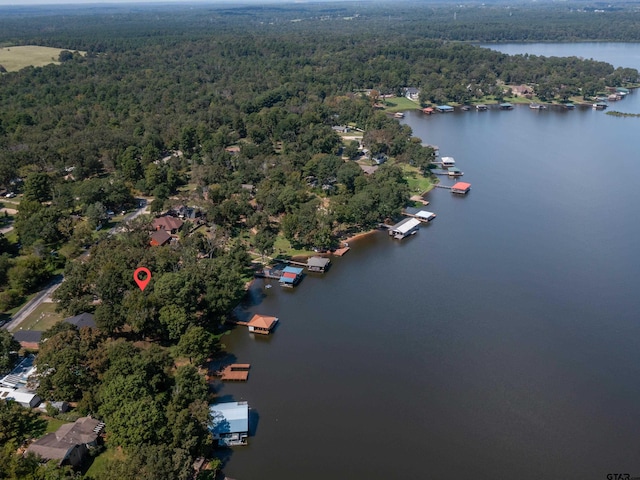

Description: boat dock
[434,184,452,189]
[218,364,251,382]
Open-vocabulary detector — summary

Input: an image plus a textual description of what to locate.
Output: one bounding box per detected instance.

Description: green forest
[1,2,639,479]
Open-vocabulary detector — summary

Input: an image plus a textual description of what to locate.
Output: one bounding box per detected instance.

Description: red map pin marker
[133,267,152,291]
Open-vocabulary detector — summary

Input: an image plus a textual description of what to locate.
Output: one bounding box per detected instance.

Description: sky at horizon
[0,0,353,5]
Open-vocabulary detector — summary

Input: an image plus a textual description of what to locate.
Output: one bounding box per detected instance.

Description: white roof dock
[209,401,249,436]
[390,218,421,238]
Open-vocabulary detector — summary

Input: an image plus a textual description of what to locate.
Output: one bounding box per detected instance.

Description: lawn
[380,96,421,112]
[0,46,85,72]
[85,447,126,478]
[399,164,436,194]
[44,417,70,434]
[20,302,64,331]
[273,234,315,258]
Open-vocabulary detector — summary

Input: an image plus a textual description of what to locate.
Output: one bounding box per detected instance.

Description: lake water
[220,44,640,479]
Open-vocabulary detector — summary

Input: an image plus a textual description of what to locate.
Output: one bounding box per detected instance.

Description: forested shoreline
[1,2,640,479]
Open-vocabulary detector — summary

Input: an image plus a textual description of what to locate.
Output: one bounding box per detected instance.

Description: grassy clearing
[399,164,436,194]
[380,96,421,112]
[272,234,315,258]
[44,417,71,434]
[0,46,83,72]
[21,302,64,331]
[85,447,126,478]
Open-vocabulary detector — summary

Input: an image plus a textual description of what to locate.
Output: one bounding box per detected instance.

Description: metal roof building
[209,401,250,446]
[389,218,421,239]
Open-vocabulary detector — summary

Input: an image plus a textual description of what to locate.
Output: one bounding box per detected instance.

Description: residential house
[150,229,172,247]
[26,416,104,468]
[209,401,249,447]
[12,330,42,351]
[511,85,534,98]
[1,354,37,389]
[64,312,96,329]
[404,87,420,101]
[152,215,184,234]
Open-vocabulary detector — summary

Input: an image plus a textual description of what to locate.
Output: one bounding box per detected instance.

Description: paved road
[2,199,151,333]
[2,275,63,332]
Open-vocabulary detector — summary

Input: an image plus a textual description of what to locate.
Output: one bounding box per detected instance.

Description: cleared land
[20,301,64,331]
[0,46,83,72]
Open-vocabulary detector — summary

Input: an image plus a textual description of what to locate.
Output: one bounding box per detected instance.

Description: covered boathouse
[451,182,471,194]
[389,218,421,239]
[247,314,279,335]
[307,256,331,273]
[209,401,249,446]
[279,266,303,287]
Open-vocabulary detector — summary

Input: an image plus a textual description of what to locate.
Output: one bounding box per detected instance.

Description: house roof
[13,330,43,344]
[152,215,183,232]
[452,182,471,190]
[307,256,330,268]
[27,434,74,461]
[150,230,172,246]
[248,314,278,330]
[64,312,96,329]
[0,355,36,388]
[282,266,303,275]
[0,387,40,406]
[209,402,249,435]
[415,210,436,220]
[391,218,421,234]
[27,416,103,461]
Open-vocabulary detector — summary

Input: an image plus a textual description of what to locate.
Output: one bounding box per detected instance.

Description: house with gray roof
[26,416,104,467]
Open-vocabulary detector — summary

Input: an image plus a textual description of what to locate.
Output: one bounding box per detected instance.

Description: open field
[381,96,421,112]
[0,46,83,72]
[20,301,64,331]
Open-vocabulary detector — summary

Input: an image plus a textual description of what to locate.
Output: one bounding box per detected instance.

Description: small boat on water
[593,102,607,110]
[529,103,547,110]
[394,112,405,118]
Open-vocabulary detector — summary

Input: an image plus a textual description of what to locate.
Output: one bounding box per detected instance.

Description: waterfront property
[451,182,471,194]
[307,256,331,273]
[247,314,279,334]
[209,401,250,446]
[26,416,104,467]
[500,103,514,110]
[389,218,421,239]
[476,104,488,111]
[279,266,304,287]
[448,167,463,177]
[422,107,435,115]
[436,105,454,113]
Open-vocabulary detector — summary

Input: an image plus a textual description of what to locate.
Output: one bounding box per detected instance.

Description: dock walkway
[434,184,453,190]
